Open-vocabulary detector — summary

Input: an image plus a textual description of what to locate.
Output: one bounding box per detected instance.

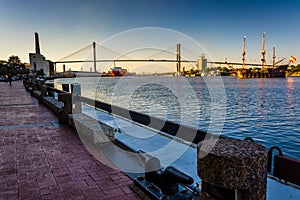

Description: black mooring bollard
[162,166,194,195]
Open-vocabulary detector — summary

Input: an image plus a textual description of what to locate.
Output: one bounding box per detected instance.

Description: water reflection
[55,76,300,159]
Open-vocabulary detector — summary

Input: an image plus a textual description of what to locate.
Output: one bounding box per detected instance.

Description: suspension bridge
[53,41,282,74]
[54,42,199,74]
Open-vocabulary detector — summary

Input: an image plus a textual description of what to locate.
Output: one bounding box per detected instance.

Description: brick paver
[0,81,140,200]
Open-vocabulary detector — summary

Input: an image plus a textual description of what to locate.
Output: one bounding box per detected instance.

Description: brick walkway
[0,81,140,200]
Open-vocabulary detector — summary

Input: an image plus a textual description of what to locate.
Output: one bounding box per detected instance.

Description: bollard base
[132,176,197,200]
[197,192,218,200]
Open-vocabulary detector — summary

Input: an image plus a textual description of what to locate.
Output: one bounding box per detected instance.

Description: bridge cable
[56,43,93,62]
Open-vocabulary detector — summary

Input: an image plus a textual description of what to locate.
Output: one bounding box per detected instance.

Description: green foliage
[287,64,300,75]
[0,55,28,76]
[217,66,231,76]
[8,55,21,68]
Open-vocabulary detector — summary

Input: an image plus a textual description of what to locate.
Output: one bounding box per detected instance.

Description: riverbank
[287,73,300,77]
[0,81,140,199]
[18,78,300,199]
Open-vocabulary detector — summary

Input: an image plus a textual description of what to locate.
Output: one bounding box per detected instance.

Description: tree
[8,55,21,67]
[217,66,231,76]
[287,64,300,75]
[0,55,29,76]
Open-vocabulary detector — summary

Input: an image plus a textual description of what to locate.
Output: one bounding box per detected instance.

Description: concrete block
[198,137,268,200]
[70,113,115,144]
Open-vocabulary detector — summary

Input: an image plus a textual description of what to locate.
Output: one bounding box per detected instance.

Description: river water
[55,76,300,160]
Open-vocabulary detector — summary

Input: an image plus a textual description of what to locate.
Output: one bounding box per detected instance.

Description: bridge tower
[93,42,97,72]
[242,36,246,69]
[176,43,181,76]
[261,32,266,69]
[272,46,276,68]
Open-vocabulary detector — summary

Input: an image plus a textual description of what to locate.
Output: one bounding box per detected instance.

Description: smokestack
[35,32,41,54]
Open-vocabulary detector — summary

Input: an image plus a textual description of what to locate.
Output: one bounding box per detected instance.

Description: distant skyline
[1,0,300,69]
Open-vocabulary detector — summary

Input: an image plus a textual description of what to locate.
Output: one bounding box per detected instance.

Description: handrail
[267,146,283,173]
[48,87,68,94]
[24,80,215,144]
[267,146,300,186]
[80,95,208,144]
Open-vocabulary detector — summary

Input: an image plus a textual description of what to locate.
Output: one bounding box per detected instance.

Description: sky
[1,0,300,71]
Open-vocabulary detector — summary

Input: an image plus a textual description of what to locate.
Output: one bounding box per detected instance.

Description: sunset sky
[1,0,300,71]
